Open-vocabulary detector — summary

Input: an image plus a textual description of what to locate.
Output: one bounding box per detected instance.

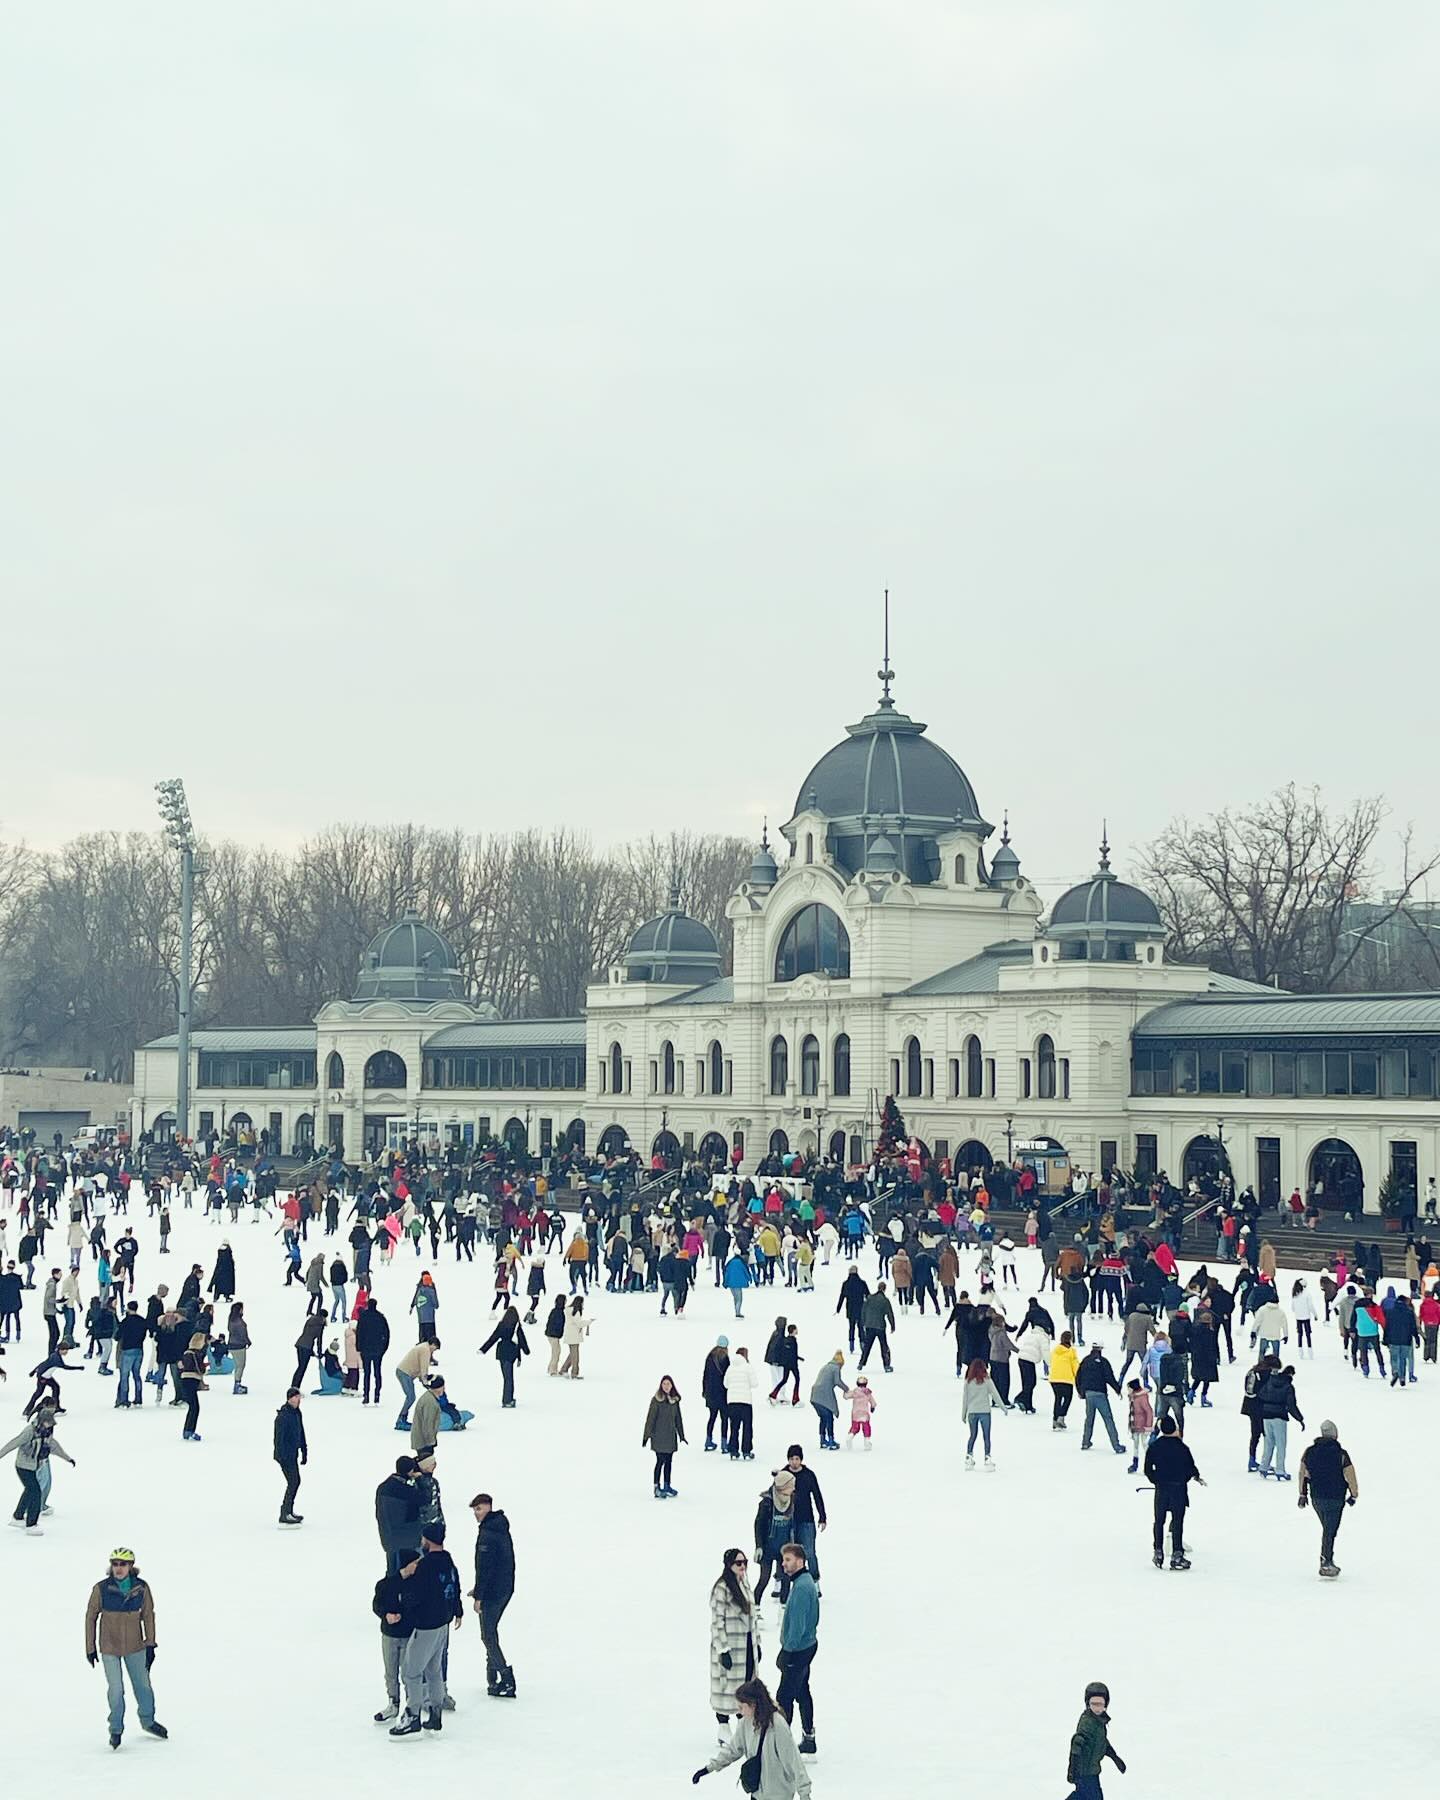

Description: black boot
[142,1722,168,1740]
[422,1708,443,1731]
[389,1713,423,1738]
[486,1669,504,1697]
[110,1732,122,1749]
[497,1665,517,1698]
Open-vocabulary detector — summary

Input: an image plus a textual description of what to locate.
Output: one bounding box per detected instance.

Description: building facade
[132,667,1440,1213]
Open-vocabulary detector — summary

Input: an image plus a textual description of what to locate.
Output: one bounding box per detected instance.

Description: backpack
[1244,1366,1263,1402]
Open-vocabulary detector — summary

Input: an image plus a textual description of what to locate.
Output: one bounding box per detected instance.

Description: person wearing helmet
[84,1547,168,1749]
[1066,1680,1125,1797]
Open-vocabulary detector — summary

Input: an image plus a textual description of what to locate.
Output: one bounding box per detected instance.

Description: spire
[667,871,681,911]
[760,816,770,851]
[1098,821,1112,874]
[876,587,894,709]
[1001,810,1011,847]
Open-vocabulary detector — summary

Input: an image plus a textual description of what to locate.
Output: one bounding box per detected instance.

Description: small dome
[623,890,722,985]
[989,812,1021,884]
[1047,832,1163,956]
[749,825,778,890]
[353,911,468,1003]
[864,831,900,874]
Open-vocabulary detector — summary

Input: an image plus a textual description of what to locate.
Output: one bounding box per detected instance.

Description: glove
[692,1770,708,1785]
[145,1648,156,1669]
[1346,1493,1356,1506]
[1113,1755,1127,1774]
[301,1452,308,1465]
[87,1652,97,1667]
[1297,1496,1307,1510]
[719,1652,732,1670]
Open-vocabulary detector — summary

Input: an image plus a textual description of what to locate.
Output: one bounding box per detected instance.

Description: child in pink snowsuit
[845,1375,877,1441]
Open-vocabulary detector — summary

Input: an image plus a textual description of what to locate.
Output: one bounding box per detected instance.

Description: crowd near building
[130,660,1439,1214]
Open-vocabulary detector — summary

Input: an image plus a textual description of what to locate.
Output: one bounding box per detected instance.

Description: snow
[2,1202,1430,1798]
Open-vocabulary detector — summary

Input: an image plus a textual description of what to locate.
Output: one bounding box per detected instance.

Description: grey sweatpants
[382,1633,403,1704]
[401,1625,449,1714]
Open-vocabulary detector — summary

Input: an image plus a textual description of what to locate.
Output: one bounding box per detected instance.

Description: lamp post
[1004,1113,1015,1163]
[155,779,196,1146]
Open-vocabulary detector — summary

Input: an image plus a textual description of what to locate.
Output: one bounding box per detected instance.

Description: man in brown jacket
[84,1547,167,1748]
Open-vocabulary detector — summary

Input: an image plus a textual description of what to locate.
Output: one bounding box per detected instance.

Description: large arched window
[832,1033,851,1097]
[774,904,850,982]
[769,1034,789,1096]
[964,1034,983,1099]
[904,1035,923,1098]
[800,1034,820,1096]
[661,1040,676,1095]
[708,1040,725,1096]
[325,1051,344,1088]
[1037,1033,1057,1101]
[364,1050,407,1089]
[609,1042,624,1096]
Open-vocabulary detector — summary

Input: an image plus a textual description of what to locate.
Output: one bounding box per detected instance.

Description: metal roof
[661,978,735,1007]
[144,1029,317,1051]
[423,1019,585,1049]
[902,942,1032,996]
[1136,993,1440,1038]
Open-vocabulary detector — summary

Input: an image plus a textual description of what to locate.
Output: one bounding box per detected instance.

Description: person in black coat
[469,1494,516,1697]
[835,1269,869,1352]
[356,1298,390,1404]
[1143,1415,1203,1568]
[372,1568,410,1721]
[701,1340,730,1449]
[292,1313,326,1389]
[478,1306,530,1408]
[273,1388,308,1524]
[208,1245,236,1302]
[376,1456,422,1572]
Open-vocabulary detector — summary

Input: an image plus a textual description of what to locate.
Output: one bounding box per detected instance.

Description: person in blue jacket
[776,1541,819,1755]
[723,1253,753,1319]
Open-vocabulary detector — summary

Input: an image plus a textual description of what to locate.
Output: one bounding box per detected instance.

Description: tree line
[0,783,1433,1082]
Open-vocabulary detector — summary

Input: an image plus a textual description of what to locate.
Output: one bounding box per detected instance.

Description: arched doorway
[698,1131,729,1164]
[1182,1135,1229,1188]
[768,1128,789,1156]
[151,1111,176,1145]
[953,1139,992,1174]
[652,1129,681,1168]
[564,1118,586,1152]
[598,1124,629,1158]
[1309,1138,1363,1212]
[502,1116,528,1154]
[293,1113,314,1155]
[827,1128,848,1162]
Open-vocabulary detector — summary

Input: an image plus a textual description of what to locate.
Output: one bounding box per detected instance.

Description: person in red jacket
[1418,1290,1440,1364]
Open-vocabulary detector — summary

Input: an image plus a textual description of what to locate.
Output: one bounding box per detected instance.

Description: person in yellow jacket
[1049,1329,1080,1432]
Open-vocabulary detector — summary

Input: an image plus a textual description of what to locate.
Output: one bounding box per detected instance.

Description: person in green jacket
[1066,1681,1126,1798]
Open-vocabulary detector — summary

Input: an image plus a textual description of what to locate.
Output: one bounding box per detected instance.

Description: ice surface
[1,1203,1427,1797]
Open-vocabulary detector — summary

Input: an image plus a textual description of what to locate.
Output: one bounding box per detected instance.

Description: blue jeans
[1259,1417,1288,1476]
[1258,1337,1280,1360]
[1067,1780,1103,1800]
[103,1651,155,1733]
[330,1285,346,1321]
[812,1402,836,1447]
[1391,1344,1415,1381]
[966,1414,993,1456]
[730,1290,744,1317]
[395,1370,417,1424]
[117,1348,143,1404]
[1081,1393,1122,1450]
[794,1519,821,1581]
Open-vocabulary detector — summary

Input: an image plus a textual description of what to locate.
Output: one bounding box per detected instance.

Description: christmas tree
[876,1095,907,1158]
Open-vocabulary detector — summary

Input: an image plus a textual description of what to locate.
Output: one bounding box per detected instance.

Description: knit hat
[395,1456,418,1476]
[716,1336,729,1348]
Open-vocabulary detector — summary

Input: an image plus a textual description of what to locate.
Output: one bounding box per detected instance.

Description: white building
[133,664,1440,1214]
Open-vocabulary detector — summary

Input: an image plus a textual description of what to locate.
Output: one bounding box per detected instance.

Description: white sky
[5,4,1437,901]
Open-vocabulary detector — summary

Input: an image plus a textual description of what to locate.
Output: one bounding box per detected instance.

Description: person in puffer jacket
[83,1546,167,1746]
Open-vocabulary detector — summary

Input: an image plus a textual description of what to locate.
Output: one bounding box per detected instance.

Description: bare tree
[1139,786,1440,991]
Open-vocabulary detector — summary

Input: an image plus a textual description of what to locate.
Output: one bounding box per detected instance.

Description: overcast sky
[5,4,1437,903]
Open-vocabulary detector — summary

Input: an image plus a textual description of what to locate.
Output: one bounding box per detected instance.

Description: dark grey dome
[353,911,468,1003]
[624,899,722,985]
[749,830,778,890]
[1048,835,1163,949]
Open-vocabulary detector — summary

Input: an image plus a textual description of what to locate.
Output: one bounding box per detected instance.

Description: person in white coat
[559,1298,591,1378]
[1013,1318,1053,1414]
[1251,1297,1289,1361]
[693,1679,811,1799]
[708,1549,762,1741]
[723,1346,758,1461]
[1290,1280,1317,1355]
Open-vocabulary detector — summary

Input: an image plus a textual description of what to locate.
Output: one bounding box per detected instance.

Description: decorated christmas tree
[876,1095,907,1158]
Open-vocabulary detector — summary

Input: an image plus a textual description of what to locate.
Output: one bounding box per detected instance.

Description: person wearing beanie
[702,1337,731,1451]
[376,1456,422,1572]
[808,1353,845,1452]
[1297,1420,1360,1577]
[84,1546,167,1748]
[389,1526,463,1737]
[1142,1415,1203,1570]
[1066,1681,1125,1797]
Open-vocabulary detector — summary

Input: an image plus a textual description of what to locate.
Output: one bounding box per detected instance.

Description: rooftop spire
[667,871,681,910]
[1098,820,1111,872]
[876,587,894,708]
[760,815,770,851]
[1001,810,1011,847]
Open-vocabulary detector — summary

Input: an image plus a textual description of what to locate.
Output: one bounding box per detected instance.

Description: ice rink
[2,1200,1427,1797]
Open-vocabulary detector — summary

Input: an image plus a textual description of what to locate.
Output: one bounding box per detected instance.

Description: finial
[1098,820,1111,871]
[667,871,681,910]
[876,586,894,706]
[760,816,770,851]
[1001,810,1011,847]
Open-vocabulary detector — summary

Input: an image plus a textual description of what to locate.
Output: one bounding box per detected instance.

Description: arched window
[1037,1034,1057,1101]
[769,1034,789,1096]
[905,1035,922,1098]
[609,1042,623,1096]
[364,1050,407,1089]
[964,1034,983,1099]
[708,1040,725,1097]
[325,1051,344,1088]
[804,832,815,865]
[954,854,966,885]
[774,905,851,982]
[832,1033,851,1097]
[662,1040,676,1095]
[800,1034,820,1096]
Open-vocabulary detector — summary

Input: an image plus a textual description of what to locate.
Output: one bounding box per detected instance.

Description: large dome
[623,894,722,986]
[353,911,469,1003]
[787,668,990,883]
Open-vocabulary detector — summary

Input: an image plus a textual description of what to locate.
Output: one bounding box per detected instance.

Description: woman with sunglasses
[708,1547,761,1744]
